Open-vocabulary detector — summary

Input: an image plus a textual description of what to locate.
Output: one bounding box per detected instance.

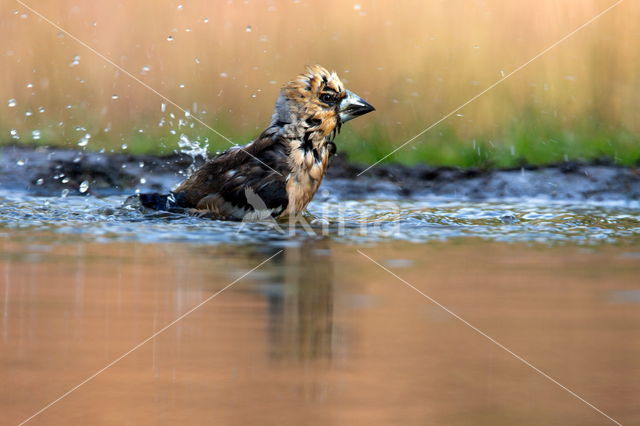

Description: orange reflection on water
[1,236,639,425]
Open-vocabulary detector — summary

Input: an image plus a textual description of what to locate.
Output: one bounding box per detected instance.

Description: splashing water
[0,190,637,247]
[79,181,90,193]
[177,134,209,176]
[77,133,91,147]
[69,55,81,67]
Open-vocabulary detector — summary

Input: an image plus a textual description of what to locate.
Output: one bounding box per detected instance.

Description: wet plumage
[139,65,374,220]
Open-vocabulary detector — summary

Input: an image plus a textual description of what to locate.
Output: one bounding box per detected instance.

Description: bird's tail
[137,192,188,212]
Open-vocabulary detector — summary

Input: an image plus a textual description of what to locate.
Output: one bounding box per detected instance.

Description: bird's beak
[339,90,375,122]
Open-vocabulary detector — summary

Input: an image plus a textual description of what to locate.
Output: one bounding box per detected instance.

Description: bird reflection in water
[255,240,336,364]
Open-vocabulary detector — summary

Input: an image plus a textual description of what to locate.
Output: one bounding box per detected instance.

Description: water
[0,190,637,245]
[1,186,639,425]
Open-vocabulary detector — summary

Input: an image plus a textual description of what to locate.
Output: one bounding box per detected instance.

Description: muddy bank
[1,144,638,201]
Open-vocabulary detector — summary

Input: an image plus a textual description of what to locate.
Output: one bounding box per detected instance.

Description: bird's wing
[173,132,290,220]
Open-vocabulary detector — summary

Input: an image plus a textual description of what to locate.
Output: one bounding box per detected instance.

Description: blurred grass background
[1,0,639,167]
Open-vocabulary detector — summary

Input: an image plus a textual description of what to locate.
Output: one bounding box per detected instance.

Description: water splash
[79,181,90,193]
[177,134,209,176]
[0,194,637,246]
[77,133,91,147]
[69,55,81,67]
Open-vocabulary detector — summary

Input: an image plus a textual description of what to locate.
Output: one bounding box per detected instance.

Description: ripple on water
[0,192,638,245]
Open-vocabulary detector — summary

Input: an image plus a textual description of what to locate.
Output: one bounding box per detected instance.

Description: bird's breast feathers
[283,130,332,215]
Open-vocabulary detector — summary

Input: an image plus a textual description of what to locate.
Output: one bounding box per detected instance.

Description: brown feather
[164,65,358,220]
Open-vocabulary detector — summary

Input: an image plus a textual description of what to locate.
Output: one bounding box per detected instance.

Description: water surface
[1,190,639,425]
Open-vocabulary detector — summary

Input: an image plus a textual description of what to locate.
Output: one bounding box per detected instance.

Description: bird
[138,65,375,220]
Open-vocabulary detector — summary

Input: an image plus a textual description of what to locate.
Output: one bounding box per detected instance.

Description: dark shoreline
[1,144,639,202]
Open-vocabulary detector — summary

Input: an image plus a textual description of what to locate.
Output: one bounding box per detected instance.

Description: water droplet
[138,162,145,168]
[10,129,18,139]
[79,180,89,193]
[61,177,70,184]
[161,102,166,112]
[121,143,128,150]
[167,35,173,41]
[69,55,81,67]
[219,72,228,78]
[140,177,147,184]
[26,83,33,88]
[60,189,69,198]
[32,130,41,140]
[25,111,33,117]
[179,84,185,88]
[141,65,151,74]
[500,214,517,224]
[185,28,192,32]
[251,93,257,98]
[37,106,45,113]
[36,178,44,185]
[16,159,25,166]
[7,98,16,107]
[245,25,252,32]
[353,4,362,11]
[203,18,209,23]
[194,57,200,64]
[77,133,91,147]
[177,4,183,10]
[111,94,119,100]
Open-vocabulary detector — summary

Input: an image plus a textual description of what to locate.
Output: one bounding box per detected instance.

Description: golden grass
[1,0,639,164]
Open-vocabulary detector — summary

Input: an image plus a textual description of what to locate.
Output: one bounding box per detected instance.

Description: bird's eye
[320,93,337,104]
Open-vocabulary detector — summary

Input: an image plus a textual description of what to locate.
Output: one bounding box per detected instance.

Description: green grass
[2,110,639,169]
[340,112,640,168]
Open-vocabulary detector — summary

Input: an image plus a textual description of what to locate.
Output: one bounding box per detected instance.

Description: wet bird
[139,65,375,220]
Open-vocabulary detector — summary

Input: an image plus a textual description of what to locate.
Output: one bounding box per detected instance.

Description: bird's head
[272,65,375,138]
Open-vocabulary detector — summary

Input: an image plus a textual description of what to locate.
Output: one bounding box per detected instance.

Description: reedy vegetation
[1,0,639,167]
